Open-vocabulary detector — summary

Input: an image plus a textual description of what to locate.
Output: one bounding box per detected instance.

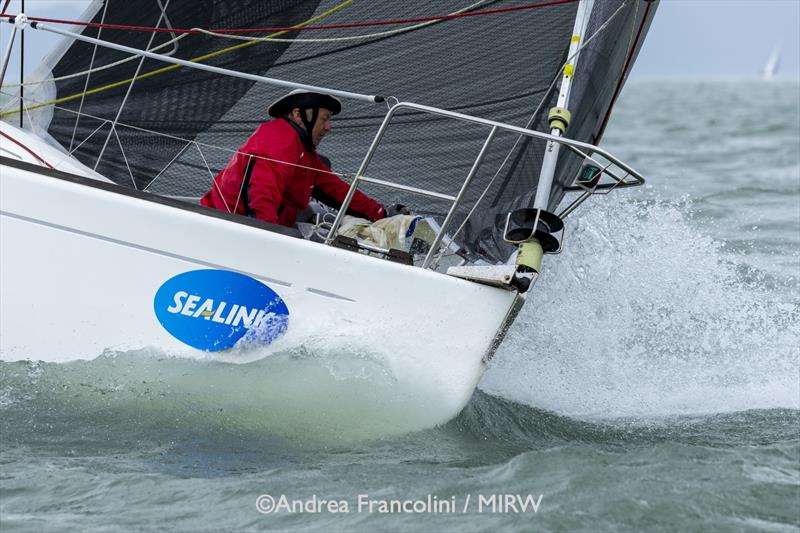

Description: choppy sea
[1,80,799,532]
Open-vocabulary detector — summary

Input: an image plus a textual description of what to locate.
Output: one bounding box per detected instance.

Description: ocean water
[1,80,799,532]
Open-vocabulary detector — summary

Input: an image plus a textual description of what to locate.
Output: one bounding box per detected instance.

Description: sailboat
[0,0,658,433]
[762,45,781,81]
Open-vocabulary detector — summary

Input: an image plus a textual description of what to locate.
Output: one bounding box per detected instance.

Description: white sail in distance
[762,45,781,80]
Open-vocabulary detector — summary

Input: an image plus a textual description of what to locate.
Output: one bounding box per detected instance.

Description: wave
[481,193,800,418]
[443,390,798,453]
[1,350,797,464]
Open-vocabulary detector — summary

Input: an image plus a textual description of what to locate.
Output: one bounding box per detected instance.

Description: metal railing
[325,100,646,269]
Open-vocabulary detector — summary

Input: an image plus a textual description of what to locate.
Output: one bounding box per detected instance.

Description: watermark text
[255,493,543,515]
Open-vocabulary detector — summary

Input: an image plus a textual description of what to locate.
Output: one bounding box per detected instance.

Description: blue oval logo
[153,269,289,351]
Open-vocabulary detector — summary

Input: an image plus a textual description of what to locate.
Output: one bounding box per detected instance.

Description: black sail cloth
[37,0,658,263]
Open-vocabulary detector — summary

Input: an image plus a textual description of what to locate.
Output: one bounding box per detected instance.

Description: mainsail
[9,0,658,263]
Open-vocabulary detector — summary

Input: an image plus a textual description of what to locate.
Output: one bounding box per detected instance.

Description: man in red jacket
[201,89,403,228]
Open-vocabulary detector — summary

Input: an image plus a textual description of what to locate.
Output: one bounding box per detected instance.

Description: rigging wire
[0,0,579,35]
[0,0,357,114]
[3,0,496,89]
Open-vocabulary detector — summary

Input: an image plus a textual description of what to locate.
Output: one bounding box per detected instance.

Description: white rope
[154,0,181,57]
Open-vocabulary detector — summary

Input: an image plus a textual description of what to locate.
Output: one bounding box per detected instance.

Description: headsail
[7,0,658,263]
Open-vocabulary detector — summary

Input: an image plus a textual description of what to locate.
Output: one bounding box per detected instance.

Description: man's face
[310,107,333,147]
[291,107,333,147]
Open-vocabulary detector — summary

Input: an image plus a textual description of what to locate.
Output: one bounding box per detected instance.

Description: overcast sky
[1,0,799,84]
[635,0,799,79]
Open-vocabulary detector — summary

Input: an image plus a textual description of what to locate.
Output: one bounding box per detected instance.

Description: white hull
[0,133,521,433]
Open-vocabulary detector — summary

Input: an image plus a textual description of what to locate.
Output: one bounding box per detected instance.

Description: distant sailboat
[762,46,781,80]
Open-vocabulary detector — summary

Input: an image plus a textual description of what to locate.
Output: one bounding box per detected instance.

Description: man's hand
[384,204,413,217]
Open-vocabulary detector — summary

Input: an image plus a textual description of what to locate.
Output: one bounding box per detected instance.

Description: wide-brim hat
[268,89,343,117]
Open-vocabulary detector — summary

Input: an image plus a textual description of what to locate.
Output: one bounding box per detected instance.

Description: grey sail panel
[39,0,658,263]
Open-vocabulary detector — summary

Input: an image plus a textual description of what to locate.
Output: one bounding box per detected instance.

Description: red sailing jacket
[201,118,385,227]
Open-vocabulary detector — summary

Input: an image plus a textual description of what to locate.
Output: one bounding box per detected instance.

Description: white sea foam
[482,192,800,418]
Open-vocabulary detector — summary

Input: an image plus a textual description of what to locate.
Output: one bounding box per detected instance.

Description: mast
[532,0,594,210]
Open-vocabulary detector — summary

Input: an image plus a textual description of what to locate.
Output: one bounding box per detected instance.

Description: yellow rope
[1,0,355,117]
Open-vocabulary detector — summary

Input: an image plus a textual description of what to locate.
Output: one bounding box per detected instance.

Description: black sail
[30,0,658,263]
